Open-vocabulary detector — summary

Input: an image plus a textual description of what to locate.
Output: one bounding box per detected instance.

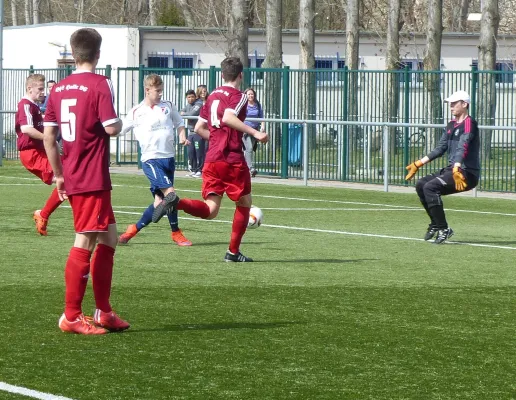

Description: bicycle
[395,127,426,148]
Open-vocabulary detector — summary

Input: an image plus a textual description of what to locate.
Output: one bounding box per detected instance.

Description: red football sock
[229,206,250,254]
[64,247,91,321]
[176,198,211,219]
[40,188,64,220]
[90,244,115,313]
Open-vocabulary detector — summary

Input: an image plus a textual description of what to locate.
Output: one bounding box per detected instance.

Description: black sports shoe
[152,192,179,223]
[434,228,454,244]
[224,251,253,262]
[424,226,438,241]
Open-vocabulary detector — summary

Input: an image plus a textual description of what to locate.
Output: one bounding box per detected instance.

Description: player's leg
[422,168,456,244]
[58,193,107,335]
[224,162,253,262]
[175,161,221,220]
[20,149,64,235]
[415,172,440,241]
[143,159,179,223]
[91,192,130,332]
[119,187,157,244]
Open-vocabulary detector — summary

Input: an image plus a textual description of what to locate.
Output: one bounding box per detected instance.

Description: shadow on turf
[127,321,304,333]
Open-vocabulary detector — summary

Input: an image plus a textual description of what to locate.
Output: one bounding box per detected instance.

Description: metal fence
[2,65,516,193]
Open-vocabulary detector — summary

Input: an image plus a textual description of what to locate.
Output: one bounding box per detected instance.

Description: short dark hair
[47,80,56,85]
[185,89,196,97]
[221,57,243,82]
[70,28,102,64]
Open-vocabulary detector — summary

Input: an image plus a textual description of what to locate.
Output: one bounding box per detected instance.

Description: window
[314,57,346,84]
[147,52,197,77]
[472,60,514,84]
[398,60,424,85]
[248,55,265,81]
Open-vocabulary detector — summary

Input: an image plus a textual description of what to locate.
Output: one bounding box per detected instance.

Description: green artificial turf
[1,162,516,399]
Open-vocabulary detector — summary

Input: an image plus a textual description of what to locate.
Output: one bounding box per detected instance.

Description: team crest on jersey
[161,106,170,115]
[454,128,460,136]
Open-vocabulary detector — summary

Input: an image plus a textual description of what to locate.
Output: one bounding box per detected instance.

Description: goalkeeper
[404,90,480,244]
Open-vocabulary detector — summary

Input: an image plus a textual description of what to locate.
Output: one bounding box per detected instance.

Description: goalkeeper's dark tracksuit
[415,116,480,230]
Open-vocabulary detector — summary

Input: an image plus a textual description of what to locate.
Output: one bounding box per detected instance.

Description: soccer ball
[248,206,264,229]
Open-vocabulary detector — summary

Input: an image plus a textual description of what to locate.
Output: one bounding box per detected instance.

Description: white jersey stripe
[234,93,247,115]
[24,103,33,126]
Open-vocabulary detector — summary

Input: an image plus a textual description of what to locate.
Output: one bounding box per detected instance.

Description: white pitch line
[2,177,516,217]
[111,205,420,211]
[111,209,516,251]
[0,382,74,400]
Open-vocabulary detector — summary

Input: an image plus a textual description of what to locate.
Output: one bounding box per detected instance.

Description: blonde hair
[26,74,45,90]
[145,74,163,88]
[196,85,208,99]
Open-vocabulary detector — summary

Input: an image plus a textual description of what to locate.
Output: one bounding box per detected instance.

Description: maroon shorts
[19,148,54,185]
[201,161,251,202]
[68,190,116,233]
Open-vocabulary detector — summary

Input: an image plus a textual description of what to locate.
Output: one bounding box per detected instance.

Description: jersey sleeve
[167,101,185,128]
[18,101,34,128]
[43,94,58,126]
[120,106,136,136]
[97,78,120,127]
[228,93,248,115]
[427,125,450,161]
[199,102,208,123]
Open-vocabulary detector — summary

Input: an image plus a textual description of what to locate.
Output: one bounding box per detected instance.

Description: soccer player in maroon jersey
[16,74,65,236]
[43,28,130,335]
[167,57,269,262]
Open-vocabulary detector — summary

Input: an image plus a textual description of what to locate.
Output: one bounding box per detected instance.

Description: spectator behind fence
[40,80,56,114]
[181,89,204,177]
[243,88,264,178]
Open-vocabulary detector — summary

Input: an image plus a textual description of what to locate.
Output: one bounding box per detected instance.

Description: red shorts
[202,161,251,202]
[19,148,54,185]
[68,191,116,233]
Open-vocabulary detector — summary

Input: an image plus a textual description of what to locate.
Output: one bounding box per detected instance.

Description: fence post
[281,66,290,179]
[105,64,112,79]
[65,64,72,77]
[137,64,145,169]
[29,65,34,74]
[383,125,389,192]
[342,66,349,181]
[403,65,410,180]
[303,122,309,186]
[208,65,216,93]
[470,66,477,121]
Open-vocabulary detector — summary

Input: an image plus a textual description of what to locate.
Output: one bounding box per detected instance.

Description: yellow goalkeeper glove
[452,166,468,191]
[405,160,423,181]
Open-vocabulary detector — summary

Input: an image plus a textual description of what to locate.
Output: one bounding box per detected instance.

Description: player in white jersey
[118,74,192,246]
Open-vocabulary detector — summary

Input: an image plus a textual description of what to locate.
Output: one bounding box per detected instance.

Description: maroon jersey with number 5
[199,85,248,164]
[43,71,119,196]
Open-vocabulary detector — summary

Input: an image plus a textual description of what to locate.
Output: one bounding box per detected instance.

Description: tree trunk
[11,0,18,26]
[24,0,31,25]
[149,0,157,25]
[423,0,443,148]
[385,0,401,154]
[345,0,360,149]
[299,0,316,150]
[457,0,471,32]
[76,0,85,23]
[176,0,195,27]
[227,0,249,67]
[32,0,40,24]
[478,0,500,160]
[262,0,283,148]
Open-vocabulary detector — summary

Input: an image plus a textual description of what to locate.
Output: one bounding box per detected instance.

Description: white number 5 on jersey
[60,99,77,142]
[210,99,221,128]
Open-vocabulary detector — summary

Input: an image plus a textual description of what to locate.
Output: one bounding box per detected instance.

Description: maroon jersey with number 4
[16,97,44,151]
[199,85,248,164]
[43,71,120,196]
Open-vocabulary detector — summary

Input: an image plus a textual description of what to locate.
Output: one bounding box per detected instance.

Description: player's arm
[43,125,67,200]
[120,108,137,136]
[20,125,44,140]
[194,118,210,140]
[222,110,269,143]
[453,119,478,167]
[105,120,123,137]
